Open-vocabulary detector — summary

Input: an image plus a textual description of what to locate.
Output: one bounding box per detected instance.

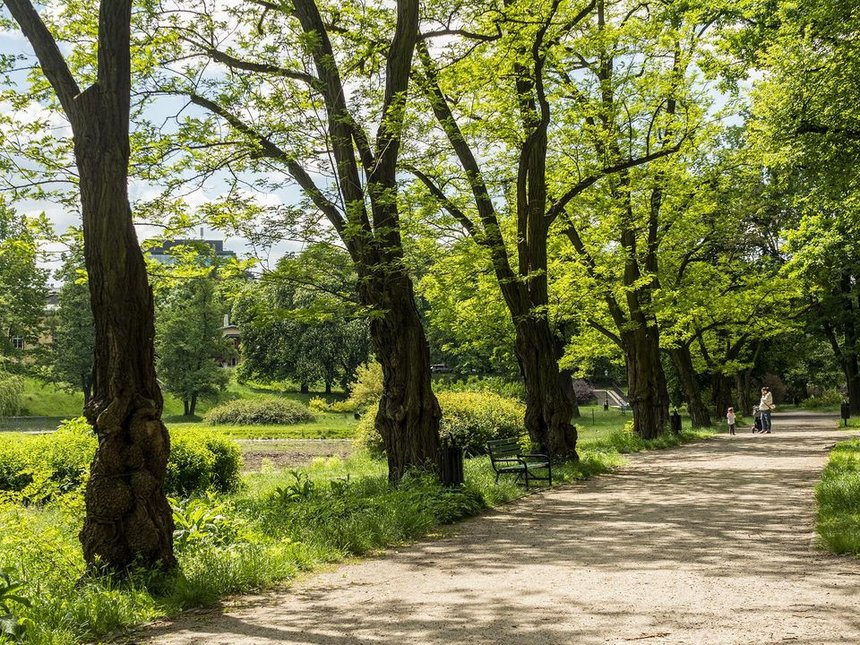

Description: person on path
[727,407,737,436]
[759,387,774,433]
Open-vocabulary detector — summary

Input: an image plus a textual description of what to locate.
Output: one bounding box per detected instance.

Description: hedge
[204,397,315,425]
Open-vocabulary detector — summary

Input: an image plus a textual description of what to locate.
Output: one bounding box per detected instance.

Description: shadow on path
[142,413,860,645]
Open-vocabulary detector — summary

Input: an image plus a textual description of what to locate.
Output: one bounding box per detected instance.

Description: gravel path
[143,412,860,644]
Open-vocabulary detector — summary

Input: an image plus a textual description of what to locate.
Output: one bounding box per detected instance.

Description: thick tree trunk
[363,273,441,483]
[515,318,578,460]
[623,326,669,439]
[183,400,190,416]
[76,114,174,572]
[300,382,309,394]
[736,370,754,416]
[669,345,710,428]
[325,381,332,395]
[711,373,733,421]
[554,334,580,419]
[189,393,198,417]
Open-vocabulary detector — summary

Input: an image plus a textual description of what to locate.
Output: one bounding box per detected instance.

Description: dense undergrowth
[816,437,860,555]
[0,425,711,644]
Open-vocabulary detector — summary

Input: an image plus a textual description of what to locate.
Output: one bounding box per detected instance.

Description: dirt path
[143,412,860,644]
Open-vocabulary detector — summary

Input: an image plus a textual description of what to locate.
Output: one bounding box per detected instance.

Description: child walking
[727,407,737,436]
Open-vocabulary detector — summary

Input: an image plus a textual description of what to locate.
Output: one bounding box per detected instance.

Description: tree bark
[362,273,441,483]
[711,372,734,421]
[300,382,309,394]
[669,345,711,427]
[515,318,578,459]
[189,393,198,416]
[4,0,176,573]
[623,326,669,439]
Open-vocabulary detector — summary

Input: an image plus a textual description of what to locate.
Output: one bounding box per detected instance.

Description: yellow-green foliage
[816,438,860,555]
[0,419,242,500]
[355,391,526,455]
[345,362,383,411]
[167,429,243,495]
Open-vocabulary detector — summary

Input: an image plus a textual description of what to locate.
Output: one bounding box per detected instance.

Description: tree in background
[155,276,231,416]
[0,197,48,360]
[234,244,371,395]
[51,240,94,404]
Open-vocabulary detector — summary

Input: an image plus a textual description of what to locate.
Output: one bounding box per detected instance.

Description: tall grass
[816,438,860,555]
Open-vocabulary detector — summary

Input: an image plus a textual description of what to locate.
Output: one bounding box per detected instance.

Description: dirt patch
[145,412,860,644]
[238,439,354,471]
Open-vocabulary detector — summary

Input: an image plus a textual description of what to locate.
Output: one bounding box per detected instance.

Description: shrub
[0,419,241,499]
[307,396,329,412]
[355,391,526,456]
[0,374,24,416]
[346,362,383,410]
[433,376,525,401]
[802,389,844,409]
[168,429,243,495]
[572,379,595,404]
[204,397,315,425]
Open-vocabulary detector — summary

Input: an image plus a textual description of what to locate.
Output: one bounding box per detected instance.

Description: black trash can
[670,412,682,434]
[438,445,464,487]
[841,402,851,426]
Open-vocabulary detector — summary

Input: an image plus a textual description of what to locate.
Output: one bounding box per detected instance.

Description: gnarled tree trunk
[515,317,578,460]
[363,273,441,483]
[623,326,669,439]
[4,0,176,573]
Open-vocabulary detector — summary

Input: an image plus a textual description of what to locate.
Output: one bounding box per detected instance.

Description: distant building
[147,239,237,264]
[221,313,241,368]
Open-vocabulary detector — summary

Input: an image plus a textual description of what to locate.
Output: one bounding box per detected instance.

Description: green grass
[816,437,860,555]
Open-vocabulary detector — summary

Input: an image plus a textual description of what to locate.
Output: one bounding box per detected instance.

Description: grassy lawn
[816,436,860,555]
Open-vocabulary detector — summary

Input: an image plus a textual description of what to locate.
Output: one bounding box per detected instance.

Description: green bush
[168,429,243,495]
[0,419,241,499]
[354,391,526,456]
[204,397,315,425]
[433,376,526,401]
[0,374,24,416]
[802,389,844,409]
[345,362,383,411]
[816,438,860,554]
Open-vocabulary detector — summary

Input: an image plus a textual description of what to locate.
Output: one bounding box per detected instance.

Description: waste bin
[670,411,682,434]
[841,402,851,426]
[438,445,464,487]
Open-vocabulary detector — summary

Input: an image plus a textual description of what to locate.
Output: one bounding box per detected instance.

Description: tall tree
[413,0,699,442]
[155,276,231,416]
[233,244,371,394]
[0,197,48,359]
[3,0,174,571]
[144,0,439,481]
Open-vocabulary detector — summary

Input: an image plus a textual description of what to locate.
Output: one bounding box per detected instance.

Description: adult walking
[759,386,775,433]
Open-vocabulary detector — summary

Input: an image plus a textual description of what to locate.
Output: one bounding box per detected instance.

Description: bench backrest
[487,438,520,461]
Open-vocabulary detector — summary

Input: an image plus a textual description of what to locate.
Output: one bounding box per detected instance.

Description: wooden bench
[486,438,552,489]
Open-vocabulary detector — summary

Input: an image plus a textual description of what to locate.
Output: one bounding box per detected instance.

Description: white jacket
[760,391,774,411]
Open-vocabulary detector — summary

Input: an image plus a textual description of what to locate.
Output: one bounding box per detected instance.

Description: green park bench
[486,438,552,489]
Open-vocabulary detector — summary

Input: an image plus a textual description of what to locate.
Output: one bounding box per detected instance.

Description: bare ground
[142,412,860,644]
[237,439,355,471]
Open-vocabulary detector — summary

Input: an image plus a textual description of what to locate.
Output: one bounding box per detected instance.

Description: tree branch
[3,0,82,121]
